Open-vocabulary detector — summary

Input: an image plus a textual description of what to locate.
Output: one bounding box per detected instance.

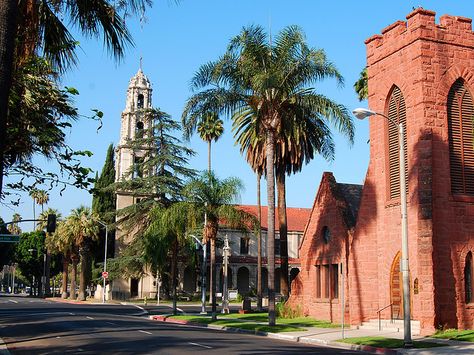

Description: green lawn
[166,313,339,333]
[432,329,474,342]
[339,336,447,349]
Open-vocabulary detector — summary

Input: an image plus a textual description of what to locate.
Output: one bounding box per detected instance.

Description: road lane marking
[8,299,18,304]
[188,342,212,349]
[138,330,153,335]
[86,316,94,320]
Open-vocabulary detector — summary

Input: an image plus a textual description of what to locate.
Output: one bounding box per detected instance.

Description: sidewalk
[150,314,474,355]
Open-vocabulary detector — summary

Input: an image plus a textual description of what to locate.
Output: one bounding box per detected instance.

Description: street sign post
[0,234,20,243]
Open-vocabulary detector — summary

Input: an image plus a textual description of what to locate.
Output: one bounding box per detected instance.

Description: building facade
[289,9,474,335]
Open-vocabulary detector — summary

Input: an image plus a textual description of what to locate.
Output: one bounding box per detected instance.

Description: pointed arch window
[465,252,473,304]
[448,79,474,195]
[387,86,408,200]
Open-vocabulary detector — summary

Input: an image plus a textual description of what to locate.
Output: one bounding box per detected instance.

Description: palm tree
[144,202,197,314]
[0,0,151,198]
[194,112,224,172]
[36,190,49,213]
[29,188,40,226]
[7,213,22,234]
[48,220,75,298]
[183,25,353,324]
[67,206,100,301]
[184,171,255,320]
[354,68,368,101]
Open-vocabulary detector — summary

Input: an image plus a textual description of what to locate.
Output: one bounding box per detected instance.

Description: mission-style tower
[113,67,154,299]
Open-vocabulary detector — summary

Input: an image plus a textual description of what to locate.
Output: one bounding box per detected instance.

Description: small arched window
[136,121,144,138]
[322,226,331,244]
[387,86,408,200]
[137,94,144,109]
[465,252,473,304]
[448,79,474,195]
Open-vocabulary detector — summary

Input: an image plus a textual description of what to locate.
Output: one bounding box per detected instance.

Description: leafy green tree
[116,108,196,239]
[144,202,197,314]
[3,57,95,203]
[38,208,61,296]
[91,143,116,271]
[15,231,46,295]
[184,171,256,320]
[183,25,353,323]
[0,0,152,198]
[354,68,368,101]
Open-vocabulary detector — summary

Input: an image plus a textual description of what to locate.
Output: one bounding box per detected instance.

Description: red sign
[102,271,109,279]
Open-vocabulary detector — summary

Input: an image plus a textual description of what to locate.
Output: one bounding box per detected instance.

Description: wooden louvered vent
[387,87,408,200]
[448,79,474,195]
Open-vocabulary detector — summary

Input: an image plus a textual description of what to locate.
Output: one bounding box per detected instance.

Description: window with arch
[448,79,474,195]
[465,252,473,304]
[321,226,331,244]
[137,94,144,109]
[387,86,408,200]
[136,121,144,138]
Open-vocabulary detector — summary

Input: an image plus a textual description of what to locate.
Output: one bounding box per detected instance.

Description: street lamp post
[97,220,108,304]
[353,107,413,348]
[189,234,207,314]
[221,234,230,314]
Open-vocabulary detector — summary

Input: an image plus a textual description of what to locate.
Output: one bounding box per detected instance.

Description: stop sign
[102,271,109,279]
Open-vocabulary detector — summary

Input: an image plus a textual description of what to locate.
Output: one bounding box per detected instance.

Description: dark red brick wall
[287,173,350,323]
[350,9,474,334]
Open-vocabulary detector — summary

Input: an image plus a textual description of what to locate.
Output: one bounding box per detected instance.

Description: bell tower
[115,67,153,211]
[112,67,154,300]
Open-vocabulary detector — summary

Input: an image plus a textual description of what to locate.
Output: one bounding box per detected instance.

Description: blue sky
[3,0,473,228]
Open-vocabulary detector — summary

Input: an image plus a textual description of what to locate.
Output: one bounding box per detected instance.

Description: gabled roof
[236,205,311,232]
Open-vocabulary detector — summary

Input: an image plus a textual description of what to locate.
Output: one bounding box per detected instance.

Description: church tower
[115,67,153,199]
[349,9,474,334]
[113,67,154,299]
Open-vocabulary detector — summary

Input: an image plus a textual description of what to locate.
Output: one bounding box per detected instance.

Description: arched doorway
[237,267,250,295]
[390,252,402,319]
[183,266,196,293]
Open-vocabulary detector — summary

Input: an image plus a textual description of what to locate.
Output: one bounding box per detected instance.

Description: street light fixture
[189,234,207,314]
[353,107,413,348]
[97,220,108,304]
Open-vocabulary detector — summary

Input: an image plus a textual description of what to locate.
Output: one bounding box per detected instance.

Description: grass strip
[339,336,447,349]
[431,329,474,342]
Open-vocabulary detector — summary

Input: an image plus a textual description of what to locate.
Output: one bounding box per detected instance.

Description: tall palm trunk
[61,255,69,299]
[70,255,78,300]
[265,129,276,326]
[256,172,263,311]
[0,0,17,196]
[208,140,212,172]
[78,243,89,301]
[277,169,289,299]
[210,237,217,320]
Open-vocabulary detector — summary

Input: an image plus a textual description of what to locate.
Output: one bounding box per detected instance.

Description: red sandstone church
[288,8,474,335]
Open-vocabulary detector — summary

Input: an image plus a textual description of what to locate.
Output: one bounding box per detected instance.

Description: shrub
[276,301,302,319]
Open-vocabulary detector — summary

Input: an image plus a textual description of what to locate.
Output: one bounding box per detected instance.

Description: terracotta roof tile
[235,205,311,232]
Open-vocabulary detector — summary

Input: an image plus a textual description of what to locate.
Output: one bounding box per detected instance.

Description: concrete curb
[149,315,400,354]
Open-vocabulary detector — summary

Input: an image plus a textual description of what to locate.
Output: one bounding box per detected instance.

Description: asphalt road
[0,294,362,354]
